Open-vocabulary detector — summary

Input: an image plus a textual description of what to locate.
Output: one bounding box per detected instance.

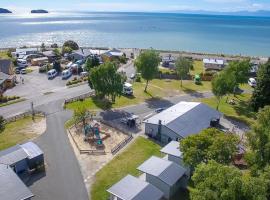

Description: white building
[203,58,225,70]
[144,101,221,144]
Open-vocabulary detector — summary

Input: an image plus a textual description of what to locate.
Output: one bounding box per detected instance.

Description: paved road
[28,101,89,200]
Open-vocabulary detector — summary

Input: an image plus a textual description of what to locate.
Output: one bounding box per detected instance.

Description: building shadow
[145,97,174,109]
[182,87,204,98]
[24,171,46,187]
[100,110,132,121]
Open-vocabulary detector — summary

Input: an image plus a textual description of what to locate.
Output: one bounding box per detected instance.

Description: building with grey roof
[160,141,190,177]
[70,49,93,61]
[0,164,34,200]
[0,142,44,200]
[107,174,164,200]
[144,101,221,144]
[137,156,188,199]
[203,58,225,70]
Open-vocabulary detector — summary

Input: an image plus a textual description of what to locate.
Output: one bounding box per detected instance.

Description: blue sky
[2,0,270,13]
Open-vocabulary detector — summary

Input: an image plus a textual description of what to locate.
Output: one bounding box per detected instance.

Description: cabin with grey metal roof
[144,101,221,144]
[0,164,34,200]
[137,156,188,199]
[107,174,164,200]
[160,141,190,177]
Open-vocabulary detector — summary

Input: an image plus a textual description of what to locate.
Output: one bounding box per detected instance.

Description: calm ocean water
[0,12,270,56]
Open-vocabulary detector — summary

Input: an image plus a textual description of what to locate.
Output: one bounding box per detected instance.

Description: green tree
[62,40,79,51]
[175,57,193,87]
[0,115,5,133]
[246,106,270,169]
[250,61,270,111]
[85,56,100,72]
[89,62,125,102]
[225,60,251,95]
[53,61,61,72]
[62,46,73,54]
[74,107,88,127]
[135,49,160,92]
[191,161,267,200]
[53,48,61,58]
[40,43,46,52]
[211,71,236,110]
[180,128,239,168]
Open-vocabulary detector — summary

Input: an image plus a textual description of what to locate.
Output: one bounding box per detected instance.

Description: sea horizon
[0,11,270,57]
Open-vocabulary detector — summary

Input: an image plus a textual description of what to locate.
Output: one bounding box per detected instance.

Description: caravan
[62,69,72,79]
[123,82,133,96]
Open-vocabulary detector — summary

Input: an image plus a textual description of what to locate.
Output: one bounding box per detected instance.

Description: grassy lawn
[0,51,10,59]
[200,93,255,125]
[0,98,26,108]
[66,79,212,111]
[91,136,163,200]
[0,116,43,150]
[190,60,204,76]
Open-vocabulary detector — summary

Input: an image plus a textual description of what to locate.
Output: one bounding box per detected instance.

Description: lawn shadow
[233,97,255,120]
[144,90,154,98]
[145,97,174,109]
[92,96,112,110]
[182,87,204,98]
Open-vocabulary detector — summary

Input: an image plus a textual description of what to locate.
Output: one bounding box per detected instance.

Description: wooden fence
[64,91,95,104]
[5,111,46,123]
[111,135,133,155]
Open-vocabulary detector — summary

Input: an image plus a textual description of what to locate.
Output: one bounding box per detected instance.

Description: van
[123,82,133,96]
[47,69,57,79]
[17,59,28,68]
[62,69,72,80]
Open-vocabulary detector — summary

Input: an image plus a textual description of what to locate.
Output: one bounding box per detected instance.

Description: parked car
[123,82,133,96]
[80,71,89,77]
[248,78,257,87]
[17,59,28,68]
[15,68,21,74]
[47,69,57,79]
[75,60,84,66]
[20,69,27,74]
[130,73,135,79]
[66,62,73,69]
[62,69,72,80]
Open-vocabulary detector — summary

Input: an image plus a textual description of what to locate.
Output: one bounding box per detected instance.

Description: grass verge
[0,98,26,107]
[200,93,255,126]
[0,116,43,150]
[91,136,162,200]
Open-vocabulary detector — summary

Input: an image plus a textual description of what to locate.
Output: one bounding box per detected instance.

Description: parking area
[5,66,74,98]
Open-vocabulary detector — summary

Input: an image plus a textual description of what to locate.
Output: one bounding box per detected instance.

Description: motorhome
[62,69,72,80]
[123,82,133,95]
[47,69,57,79]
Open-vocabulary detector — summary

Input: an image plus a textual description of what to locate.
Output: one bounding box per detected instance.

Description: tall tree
[89,62,125,102]
[85,56,100,72]
[74,107,88,127]
[250,61,270,111]
[191,161,267,200]
[62,40,79,53]
[246,106,270,169]
[135,49,160,92]
[180,128,239,168]
[224,60,251,95]
[211,71,236,110]
[175,57,193,87]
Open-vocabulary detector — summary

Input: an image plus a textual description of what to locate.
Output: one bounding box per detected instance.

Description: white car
[80,71,89,77]
[66,62,73,69]
[17,59,28,68]
[47,69,57,79]
[248,78,257,87]
[62,69,72,80]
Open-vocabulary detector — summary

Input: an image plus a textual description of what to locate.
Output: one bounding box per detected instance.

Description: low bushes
[66,77,88,86]
[0,96,20,103]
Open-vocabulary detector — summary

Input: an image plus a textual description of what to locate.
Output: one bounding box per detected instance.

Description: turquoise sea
[0,12,270,56]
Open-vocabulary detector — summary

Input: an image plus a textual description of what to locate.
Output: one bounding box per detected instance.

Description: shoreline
[0,46,268,61]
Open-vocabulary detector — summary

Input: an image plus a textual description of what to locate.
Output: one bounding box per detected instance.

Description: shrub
[135,75,141,82]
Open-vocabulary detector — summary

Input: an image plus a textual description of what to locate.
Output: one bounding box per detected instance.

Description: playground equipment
[82,122,110,148]
[194,74,201,85]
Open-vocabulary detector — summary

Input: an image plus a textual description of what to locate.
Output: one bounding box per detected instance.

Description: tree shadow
[92,96,112,110]
[233,98,255,120]
[145,97,174,109]
[182,87,204,98]
[100,110,132,121]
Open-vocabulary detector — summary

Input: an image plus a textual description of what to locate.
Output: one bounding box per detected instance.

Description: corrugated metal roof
[0,164,34,200]
[107,175,163,200]
[137,156,186,186]
[0,145,28,165]
[20,142,43,160]
[160,141,183,158]
[166,103,221,138]
[203,58,224,65]
[144,102,200,125]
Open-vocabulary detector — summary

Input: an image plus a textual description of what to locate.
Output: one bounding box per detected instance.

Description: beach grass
[90,136,163,200]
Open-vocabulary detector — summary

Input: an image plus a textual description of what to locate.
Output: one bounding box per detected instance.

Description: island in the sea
[31,9,49,14]
[0,8,12,13]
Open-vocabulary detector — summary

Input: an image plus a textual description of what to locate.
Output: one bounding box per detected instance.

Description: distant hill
[31,9,49,14]
[0,8,12,13]
[168,10,270,17]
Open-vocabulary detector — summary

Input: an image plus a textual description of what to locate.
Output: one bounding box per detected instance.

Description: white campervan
[62,69,72,80]
[123,82,133,96]
[47,69,57,79]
